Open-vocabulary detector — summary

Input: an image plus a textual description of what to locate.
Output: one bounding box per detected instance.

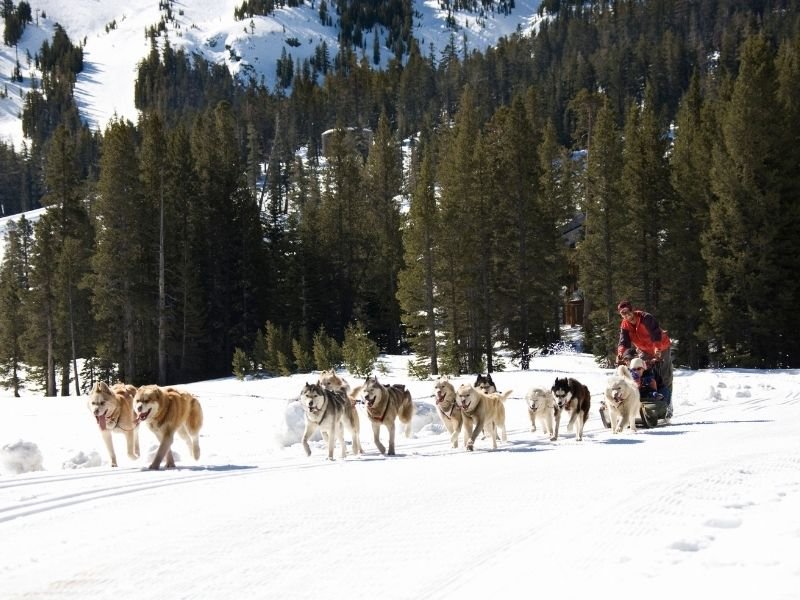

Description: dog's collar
[438,402,458,419]
[365,394,390,422]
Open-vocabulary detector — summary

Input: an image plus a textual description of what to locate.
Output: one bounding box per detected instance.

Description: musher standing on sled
[616,300,673,421]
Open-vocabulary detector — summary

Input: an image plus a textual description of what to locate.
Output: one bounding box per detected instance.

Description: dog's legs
[550,407,561,441]
[567,409,578,433]
[387,421,397,456]
[133,429,140,459]
[177,426,200,460]
[461,418,473,448]
[628,406,639,433]
[449,420,461,448]
[529,411,537,433]
[301,422,318,457]
[149,429,175,470]
[371,420,386,455]
[326,421,337,460]
[124,429,138,461]
[488,422,498,449]
[575,414,584,441]
[467,417,484,451]
[337,419,346,460]
[101,429,117,467]
[349,412,363,455]
[165,448,176,469]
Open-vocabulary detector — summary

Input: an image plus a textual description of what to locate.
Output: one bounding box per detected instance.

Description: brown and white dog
[434,377,468,448]
[455,384,512,451]
[134,385,204,470]
[551,377,591,441]
[87,381,140,467]
[525,386,560,440]
[359,376,415,456]
[604,365,642,434]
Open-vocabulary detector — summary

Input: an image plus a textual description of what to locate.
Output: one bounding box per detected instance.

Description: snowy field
[1,346,799,599]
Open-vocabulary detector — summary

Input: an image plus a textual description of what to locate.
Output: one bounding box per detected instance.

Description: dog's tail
[499,389,513,402]
[615,365,633,380]
[348,384,364,406]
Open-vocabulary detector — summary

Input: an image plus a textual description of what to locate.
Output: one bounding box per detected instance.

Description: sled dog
[525,386,560,440]
[88,381,140,467]
[317,372,363,455]
[299,382,353,459]
[604,365,642,434]
[474,373,498,394]
[551,377,591,441]
[134,385,203,470]
[434,377,468,448]
[318,369,352,398]
[455,384,512,451]
[359,376,415,455]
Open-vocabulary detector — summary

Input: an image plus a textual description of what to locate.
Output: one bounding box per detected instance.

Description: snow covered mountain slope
[0,0,542,147]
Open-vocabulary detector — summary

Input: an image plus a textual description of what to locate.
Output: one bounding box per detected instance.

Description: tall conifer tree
[704,35,784,366]
[576,97,626,357]
[397,141,439,373]
[90,118,145,382]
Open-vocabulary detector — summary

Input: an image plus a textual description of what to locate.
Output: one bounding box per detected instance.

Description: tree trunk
[158,181,167,385]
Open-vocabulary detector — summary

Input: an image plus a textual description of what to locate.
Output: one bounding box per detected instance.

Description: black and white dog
[551,377,591,441]
[474,373,497,394]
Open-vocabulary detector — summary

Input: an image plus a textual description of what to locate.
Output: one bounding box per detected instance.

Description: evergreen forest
[2,0,800,396]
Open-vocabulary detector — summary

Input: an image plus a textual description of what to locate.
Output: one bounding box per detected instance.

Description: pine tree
[42,124,94,395]
[89,118,146,382]
[165,124,206,382]
[314,127,368,340]
[704,34,784,367]
[620,82,671,310]
[0,219,30,396]
[773,33,800,367]
[576,97,626,358]
[397,140,440,373]
[361,112,404,352]
[436,87,484,373]
[24,215,58,395]
[664,73,714,368]
[139,113,168,383]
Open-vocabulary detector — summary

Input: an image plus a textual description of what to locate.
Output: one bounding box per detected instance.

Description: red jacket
[617,310,671,358]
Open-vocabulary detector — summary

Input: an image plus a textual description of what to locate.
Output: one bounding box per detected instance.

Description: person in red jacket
[616,300,673,419]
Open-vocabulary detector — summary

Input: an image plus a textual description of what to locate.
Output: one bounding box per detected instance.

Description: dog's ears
[98,381,110,392]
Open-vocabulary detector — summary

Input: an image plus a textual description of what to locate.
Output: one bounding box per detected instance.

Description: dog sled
[598,393,670,429]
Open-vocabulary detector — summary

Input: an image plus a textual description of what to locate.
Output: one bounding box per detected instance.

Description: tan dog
[87,381,140,467]
[316,373,362,455]
[455,384,512,451]
[134,385,203,470]
[525,387,560,440]
[605,365,642,434]
[318,369,352,398]
[359,376,415,455]
[434,377,468,448]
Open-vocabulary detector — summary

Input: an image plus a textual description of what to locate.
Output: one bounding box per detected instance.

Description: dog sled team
[300,363,659,460]
[86,355,666,467]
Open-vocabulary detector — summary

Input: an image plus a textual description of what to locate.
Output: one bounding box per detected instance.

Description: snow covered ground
[1,346,799,599]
